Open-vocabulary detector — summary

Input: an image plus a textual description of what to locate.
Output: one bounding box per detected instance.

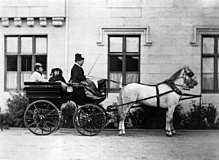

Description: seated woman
[49,68,68,90]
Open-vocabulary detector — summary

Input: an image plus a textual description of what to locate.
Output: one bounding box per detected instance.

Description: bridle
[173,68,196,90]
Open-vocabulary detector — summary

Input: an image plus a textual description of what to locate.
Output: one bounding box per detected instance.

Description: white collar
[75,63,81,67]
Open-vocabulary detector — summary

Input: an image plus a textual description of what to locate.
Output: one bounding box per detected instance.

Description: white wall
[1,0,219,111]
[67,0,219,109]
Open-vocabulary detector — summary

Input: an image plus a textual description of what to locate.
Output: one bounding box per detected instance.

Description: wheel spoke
[33,104,40,113]
[26,110,35,115]
[28,120,39,127]
[43,122,52,132]
[34,122,40,132]
[45,113,59,117]
[41,125,44,134]
[44,119,57,127]
[45,104,51,111]
[25,116,34,120]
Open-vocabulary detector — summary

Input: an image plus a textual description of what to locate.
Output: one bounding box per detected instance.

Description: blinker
[187,72,194,77]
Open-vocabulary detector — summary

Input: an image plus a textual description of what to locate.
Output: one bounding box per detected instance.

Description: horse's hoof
[166,131,172,137]
[119,132,125,136]
[166,133,172,137]
[119,133,125,136]
[119,131,125,136]
[171,130,176,135]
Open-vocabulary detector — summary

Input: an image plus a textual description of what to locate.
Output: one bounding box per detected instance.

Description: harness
[114,80,187,109]
[153,81,182,108]
[155,84,160,108]
[163,80,182,95]
[94,67,201,110]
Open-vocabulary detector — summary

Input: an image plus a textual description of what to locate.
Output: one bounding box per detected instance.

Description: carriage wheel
[73,104,106,136]
[24,100,60,136]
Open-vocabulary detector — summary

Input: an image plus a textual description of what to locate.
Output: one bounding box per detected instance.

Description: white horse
[117,67,198,136]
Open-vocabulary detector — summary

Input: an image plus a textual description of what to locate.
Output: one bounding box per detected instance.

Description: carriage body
[23,81,107,136]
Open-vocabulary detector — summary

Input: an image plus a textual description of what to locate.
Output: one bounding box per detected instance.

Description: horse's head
[184,67,198,89]
[181,67,198,90]
[168,67,198,90]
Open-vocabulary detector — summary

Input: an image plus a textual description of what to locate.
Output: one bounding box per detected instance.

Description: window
[201,35,219,93]
[5,35,47,90]
[108,35,140,90]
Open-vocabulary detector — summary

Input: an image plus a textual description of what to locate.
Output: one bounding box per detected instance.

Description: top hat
[75,53,84,61]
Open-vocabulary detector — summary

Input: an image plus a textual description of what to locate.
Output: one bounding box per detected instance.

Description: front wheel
[24,100,60,136]
[73,104,106,136]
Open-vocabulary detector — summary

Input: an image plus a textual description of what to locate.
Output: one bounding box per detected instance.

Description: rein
[115,90,174,107]
[86,75,126,86]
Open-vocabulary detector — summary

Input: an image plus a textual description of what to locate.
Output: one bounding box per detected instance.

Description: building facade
[0,0,219,111]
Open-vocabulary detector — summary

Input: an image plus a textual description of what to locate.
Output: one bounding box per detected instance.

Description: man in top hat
[69,53,86,83]
[69,53,104,99]
[29,63,47,82]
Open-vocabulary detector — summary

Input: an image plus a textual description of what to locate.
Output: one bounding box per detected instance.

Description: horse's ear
[186,66,191,70]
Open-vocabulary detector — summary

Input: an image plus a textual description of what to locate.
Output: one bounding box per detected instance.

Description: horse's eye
[187,72,194,77]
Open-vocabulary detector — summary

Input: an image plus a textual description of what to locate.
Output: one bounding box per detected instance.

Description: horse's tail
[117,87,124,108]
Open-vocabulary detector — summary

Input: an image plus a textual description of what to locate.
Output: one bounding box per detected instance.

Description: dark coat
[69,64,86,83]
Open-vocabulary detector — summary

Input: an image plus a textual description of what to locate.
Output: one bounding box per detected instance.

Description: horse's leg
[0,116,3,131]
[118,109,127,136]
[0,122,3,131]
[165,105,175,137]
[170,120,176,135]
[118,115,125,136]
[118,104,131,136]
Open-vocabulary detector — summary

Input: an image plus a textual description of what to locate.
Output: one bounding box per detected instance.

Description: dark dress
[49,75,66,83]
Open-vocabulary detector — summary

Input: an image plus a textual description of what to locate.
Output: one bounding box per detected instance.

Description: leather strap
[156,84,160,108]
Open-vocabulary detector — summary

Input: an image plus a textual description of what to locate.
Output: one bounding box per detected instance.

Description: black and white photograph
[0,0,219,159]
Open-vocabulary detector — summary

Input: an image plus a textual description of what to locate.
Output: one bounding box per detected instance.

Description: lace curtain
[6,72,32,89]
[202,74,214,90]
[110,73,139,89]
[6,72,17,89]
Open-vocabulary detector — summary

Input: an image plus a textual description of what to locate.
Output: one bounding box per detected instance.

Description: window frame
[108,35,141,92]
[201,35,219,93]
[4,35,48,91]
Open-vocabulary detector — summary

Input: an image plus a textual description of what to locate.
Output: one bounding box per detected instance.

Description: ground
[0,128,219,160]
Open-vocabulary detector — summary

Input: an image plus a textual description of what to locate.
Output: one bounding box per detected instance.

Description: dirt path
[0,128,219,160]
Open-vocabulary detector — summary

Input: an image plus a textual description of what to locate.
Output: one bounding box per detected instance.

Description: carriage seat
[24,82,62,99]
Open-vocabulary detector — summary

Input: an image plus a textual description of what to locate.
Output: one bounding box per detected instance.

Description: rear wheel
[73,104,106,136]
[24,100,60,135]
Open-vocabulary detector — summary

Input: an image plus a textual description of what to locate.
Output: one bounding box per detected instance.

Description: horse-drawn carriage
[23,67,201,136]
[23,80,111,136]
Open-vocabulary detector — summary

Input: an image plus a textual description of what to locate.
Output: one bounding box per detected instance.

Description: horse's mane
[166,68,183,82]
